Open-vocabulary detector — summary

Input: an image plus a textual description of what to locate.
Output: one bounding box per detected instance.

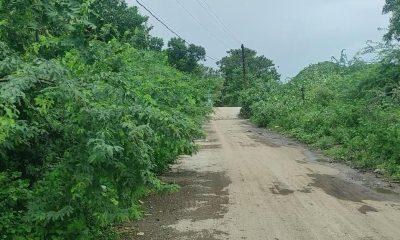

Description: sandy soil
[121,107,400,240]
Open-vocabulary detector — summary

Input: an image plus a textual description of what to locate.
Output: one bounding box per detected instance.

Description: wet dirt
[120,171,230,240]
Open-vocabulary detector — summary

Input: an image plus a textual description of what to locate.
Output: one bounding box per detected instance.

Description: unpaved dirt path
[122,107,400,240]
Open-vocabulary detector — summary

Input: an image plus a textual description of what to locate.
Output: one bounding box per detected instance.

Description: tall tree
[218,47,280,106]
[166,37,206,73]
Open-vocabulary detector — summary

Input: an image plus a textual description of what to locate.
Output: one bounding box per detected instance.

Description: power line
[174,0,230,49]
[194,0,238,45]
[195,0,241,45]
[136,0,217,61]
[136,0,183,40]
[201,0,240,41]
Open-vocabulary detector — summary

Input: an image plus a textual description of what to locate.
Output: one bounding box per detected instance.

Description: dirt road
[123,107,400,240]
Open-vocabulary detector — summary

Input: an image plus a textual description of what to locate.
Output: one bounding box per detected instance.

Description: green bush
[0,172,31,240]
[0,39,217,238]
[246,59,400,180]
[0,0,220,238]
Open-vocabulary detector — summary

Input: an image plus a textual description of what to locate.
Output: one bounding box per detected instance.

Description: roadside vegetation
[2,0,400,238]
[246,53,400,180]
[0,0,221,239]
[220,0,400,180]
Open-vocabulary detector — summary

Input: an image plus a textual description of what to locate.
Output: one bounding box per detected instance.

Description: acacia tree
[166,37,206,73]
[218,47,280,106]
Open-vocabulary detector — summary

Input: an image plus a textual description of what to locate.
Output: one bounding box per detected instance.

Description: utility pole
[241,44,248,87]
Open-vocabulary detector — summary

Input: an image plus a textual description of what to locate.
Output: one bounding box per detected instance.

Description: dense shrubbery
[0,0,220,239]
[242,50,400,180]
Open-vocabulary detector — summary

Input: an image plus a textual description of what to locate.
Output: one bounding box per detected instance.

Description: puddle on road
[307,173,382,203]
[358,205,378,214]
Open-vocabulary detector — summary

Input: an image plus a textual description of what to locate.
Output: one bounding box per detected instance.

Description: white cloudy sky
[128,0,389,80]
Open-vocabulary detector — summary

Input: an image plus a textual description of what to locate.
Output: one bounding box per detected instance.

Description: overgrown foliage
[217,47,279,107]
[0,0,220,239]
[239,47,400,180]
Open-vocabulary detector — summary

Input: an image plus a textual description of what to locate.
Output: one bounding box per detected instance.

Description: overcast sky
[128,0,389,80]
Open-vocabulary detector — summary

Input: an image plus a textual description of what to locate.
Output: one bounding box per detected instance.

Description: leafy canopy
[218,47,279,106]
[166,37,206,73]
